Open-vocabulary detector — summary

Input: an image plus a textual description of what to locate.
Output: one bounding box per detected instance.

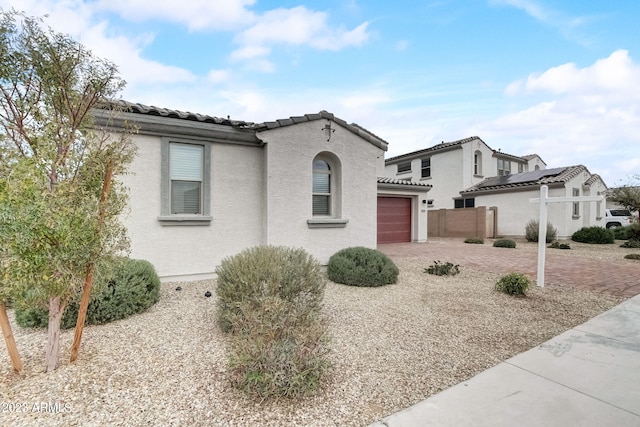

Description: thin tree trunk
[70,162,114,363]
[0,301,23,372]
[45,296,65,373]
[69,265,94,362]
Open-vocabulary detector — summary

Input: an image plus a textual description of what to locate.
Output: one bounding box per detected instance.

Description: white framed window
[312,159,331,216]
[497,158,511,176]
[159,138,212,224]
[308,153,347,229]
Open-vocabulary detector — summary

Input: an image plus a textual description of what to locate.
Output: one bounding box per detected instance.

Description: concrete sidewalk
[370,294,640,427]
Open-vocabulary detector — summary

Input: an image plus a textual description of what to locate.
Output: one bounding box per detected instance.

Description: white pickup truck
[604,209,634,228]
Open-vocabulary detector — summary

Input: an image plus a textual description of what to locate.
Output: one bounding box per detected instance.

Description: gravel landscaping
[0,241,629,427]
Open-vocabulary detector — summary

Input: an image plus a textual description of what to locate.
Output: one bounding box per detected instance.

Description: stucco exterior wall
[120,134,264,280]
[259,120,383,264]
[384,148,465,209]
[476,178,606,238]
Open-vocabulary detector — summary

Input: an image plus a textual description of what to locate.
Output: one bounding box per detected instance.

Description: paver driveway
[379,238,640,298]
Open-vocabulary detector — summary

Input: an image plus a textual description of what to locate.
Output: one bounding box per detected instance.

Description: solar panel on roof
[477,167,566,188]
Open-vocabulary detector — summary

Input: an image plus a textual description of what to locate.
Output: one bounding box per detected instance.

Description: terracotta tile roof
[377,176,432,188]
[461,165,597,195]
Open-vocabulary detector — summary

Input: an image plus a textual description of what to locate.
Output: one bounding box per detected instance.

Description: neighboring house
[383,136,545,210]
[93,101,428,281]
[460,165,608,238]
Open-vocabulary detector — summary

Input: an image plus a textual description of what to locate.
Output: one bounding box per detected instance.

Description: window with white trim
[160,138,211,224]
[313,159,331,216]
[497,158,511,176]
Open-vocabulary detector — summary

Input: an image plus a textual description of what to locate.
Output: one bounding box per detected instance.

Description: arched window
[313,159,331,215]
[474,150,482,176]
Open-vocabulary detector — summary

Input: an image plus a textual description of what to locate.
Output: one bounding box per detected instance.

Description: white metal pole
[537,185,548,288]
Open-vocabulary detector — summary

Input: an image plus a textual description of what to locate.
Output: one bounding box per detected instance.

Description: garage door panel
[377,197,411,244]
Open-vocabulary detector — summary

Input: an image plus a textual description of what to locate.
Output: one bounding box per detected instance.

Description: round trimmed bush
[493,239,516,248]
[215,245,325,333]
[495,272,530,296]
[571,226,614,244]
[15,257,161,329]
[327,246,399,287]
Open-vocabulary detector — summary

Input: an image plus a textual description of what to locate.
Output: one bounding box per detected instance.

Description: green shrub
[424,260,460,276]
[495,272,530,296]
[327,246,399,287]
[15,258,160,329]
[464,237,484,244]
[614,224,640,241]
[525,219,557,243]
[620,239,640,248]
[548,241,571,250]
[215,245,325,333]
[624,253,640,260]
[227,297,330,399]
[571,226,614,244]
[215,246,330,398]
[493,239,516,248]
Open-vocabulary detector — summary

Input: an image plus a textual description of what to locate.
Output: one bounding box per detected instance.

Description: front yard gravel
[0,243,627,427]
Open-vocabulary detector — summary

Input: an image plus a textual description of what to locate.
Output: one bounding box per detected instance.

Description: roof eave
[92,109,261,146]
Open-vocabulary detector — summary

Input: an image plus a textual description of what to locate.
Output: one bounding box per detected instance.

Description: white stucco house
[93,101,429,281]
[460,165,608,238]
[382,136,610,239]
[383,136,546,210]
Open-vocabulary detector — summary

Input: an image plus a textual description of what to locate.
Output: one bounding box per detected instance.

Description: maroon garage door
[377,197,412,244]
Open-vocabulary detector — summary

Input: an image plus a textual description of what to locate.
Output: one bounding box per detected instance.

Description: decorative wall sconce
[322,120,335,141]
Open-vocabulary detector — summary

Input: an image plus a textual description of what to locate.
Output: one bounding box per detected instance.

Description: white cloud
[231,6,370,68]
[490,0,592,45]
[207,69,230,84]
[474,50,640,184]
[0,0,197,87]
[509,50,640,96]
[92,0,257,31]
[491,0,550,22]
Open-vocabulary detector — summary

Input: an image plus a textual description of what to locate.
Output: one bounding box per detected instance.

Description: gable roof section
[522,154,548,165]
[385,136,540,165]
[385,136,481,164]
[461,165,596,195]
[95,101,388,151]
[253,110,389,151]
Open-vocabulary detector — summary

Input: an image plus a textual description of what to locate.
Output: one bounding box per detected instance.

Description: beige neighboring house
[383,136,546,210]
[460,165,608,238]
[93,101,428,281]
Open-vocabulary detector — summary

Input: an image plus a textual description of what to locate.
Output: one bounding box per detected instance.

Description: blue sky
[2,0,639,186]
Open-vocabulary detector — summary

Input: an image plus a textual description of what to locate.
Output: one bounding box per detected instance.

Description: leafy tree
[608,177,640,223]
[0,10,135,372]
